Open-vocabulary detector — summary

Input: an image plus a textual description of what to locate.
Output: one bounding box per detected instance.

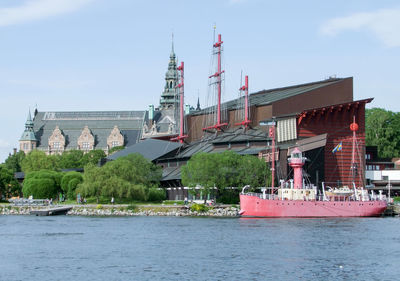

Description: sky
[0,0,399,162]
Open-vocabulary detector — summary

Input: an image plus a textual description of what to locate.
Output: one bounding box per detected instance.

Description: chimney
[148,105,154,122]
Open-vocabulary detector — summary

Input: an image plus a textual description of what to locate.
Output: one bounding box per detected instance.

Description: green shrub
[190,203,209,213]
[217,189,240,204]
[67,178,81,200]
[96,204,103,209]
[127,185,147,201]
[61,172,83,200]
[147,188,166,202]
[22,178,58,199]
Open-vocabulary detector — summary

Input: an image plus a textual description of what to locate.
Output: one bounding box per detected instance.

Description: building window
[365,154,371,160]
[82,142,90,150]
[23,143,28,150]
[111,141,119,148]
[53,142,60,150]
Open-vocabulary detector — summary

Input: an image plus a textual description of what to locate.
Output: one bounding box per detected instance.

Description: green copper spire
[160,36,179,109]
[20,110,37,141]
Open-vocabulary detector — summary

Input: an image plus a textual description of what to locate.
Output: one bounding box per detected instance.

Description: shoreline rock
[0,205,239,217]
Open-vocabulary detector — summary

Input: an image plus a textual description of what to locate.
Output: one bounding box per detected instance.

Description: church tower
[19,110,37,153]
[159,39,179,110]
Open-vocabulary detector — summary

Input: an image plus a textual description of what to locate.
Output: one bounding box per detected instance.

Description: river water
[0,216,399,281]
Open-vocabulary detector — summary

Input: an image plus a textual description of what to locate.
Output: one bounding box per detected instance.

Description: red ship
[239,119,387,217]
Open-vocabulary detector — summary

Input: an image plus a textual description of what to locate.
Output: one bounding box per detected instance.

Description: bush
[217,189,240,204]
[190,203,209,213]
[22,178,57,199]
[67,178,81,200]
[127,185,147,201]
[96,204,103,209]
[22,170,62,199]
[61,172,83,200]
[147,188,166,202]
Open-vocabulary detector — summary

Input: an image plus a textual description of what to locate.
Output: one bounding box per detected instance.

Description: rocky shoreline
[0,205,240,217]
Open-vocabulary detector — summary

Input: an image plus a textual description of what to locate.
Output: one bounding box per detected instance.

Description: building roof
[190,77,347,116]
[32,111,146,149]
[107,138,182,161]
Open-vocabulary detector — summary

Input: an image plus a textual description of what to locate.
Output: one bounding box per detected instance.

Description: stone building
[19,111,145,155]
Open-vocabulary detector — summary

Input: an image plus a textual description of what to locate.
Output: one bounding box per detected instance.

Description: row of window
[50,141,120,151]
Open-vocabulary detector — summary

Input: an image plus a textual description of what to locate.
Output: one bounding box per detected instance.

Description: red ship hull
[240,194,387,217]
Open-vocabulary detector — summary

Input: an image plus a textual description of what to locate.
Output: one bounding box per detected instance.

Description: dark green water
[0,216,399,281]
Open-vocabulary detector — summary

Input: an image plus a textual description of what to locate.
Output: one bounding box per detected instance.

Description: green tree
[0,164,21,199]
[181,151,270,203]
[78,154,162,202]
[108,146,124,155]
[61,171,83,200]
[22,170,63,199]
[58,150,84,169]
[4,151,26,173]
[366,108,400,158]
[21,150,59,173]
[81,149,106,166]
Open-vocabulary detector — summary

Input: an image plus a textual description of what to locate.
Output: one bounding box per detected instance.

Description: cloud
[0,0,94,27]
[320,8,400,47]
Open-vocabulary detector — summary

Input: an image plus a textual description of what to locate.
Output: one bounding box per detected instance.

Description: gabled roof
[32,111,146,149]
[107,139,182,161]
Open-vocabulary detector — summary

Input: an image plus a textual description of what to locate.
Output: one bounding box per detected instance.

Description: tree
[22,170,63,199]
[4,151,26,173]
[366,108,400,158]
[0,164,20,199]
[61,171,83,200]
[81,149,106,166]
[77,153,162,202]
[21,150,59,173]
[181,151,270,203]
[58,150,84,169]
[108,146,124,155]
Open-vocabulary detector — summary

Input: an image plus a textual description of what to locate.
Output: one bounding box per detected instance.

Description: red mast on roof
[171,61,188,143]
[235,75,251,128]
[203,34,228,131]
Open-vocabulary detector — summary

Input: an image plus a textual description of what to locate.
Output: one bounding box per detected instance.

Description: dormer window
[53,142,60,150]
[82,142,90,150]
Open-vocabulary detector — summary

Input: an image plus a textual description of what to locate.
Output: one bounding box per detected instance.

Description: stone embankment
[0,205,239,217]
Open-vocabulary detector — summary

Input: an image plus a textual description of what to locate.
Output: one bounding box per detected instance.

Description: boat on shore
[239,119,388,218]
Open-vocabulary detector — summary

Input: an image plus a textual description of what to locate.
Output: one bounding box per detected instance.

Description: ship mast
[203,34,228,131]
[350,115,359,184]
[171,62,188,143]
[235,75,251,128]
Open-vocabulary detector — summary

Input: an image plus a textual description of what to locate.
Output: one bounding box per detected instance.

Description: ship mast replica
[235,75,251,129]
[203,34,228,132]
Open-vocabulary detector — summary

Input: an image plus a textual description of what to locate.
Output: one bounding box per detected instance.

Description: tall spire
[160,35,179,109]
[20,110,37,142]
[196,96,201,111]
